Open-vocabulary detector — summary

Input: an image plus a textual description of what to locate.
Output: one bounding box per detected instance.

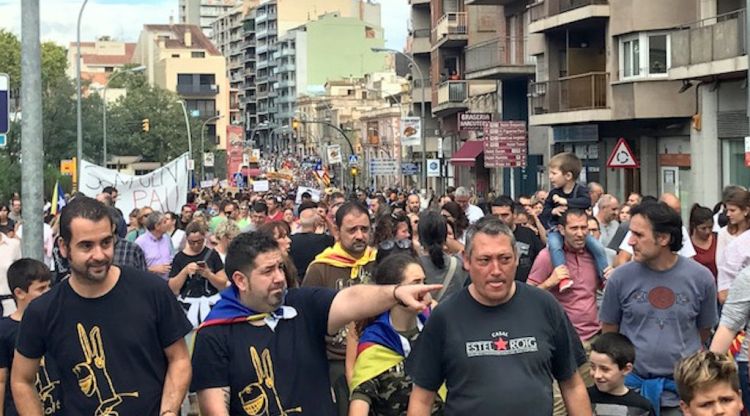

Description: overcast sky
[0,0,409,49]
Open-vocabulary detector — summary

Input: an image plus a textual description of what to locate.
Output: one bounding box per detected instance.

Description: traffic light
[142,118,150,133]
[350,166,359,177]
[292,118,300,130]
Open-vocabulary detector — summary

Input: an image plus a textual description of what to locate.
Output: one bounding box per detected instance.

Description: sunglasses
[378,239,412,250]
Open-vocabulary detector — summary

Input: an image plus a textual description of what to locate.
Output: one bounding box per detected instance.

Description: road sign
[401,162,419,175]
[233,172,245,188]
[0,134,5,148]
[369,159,398,175]
[0,74,9,135]
[606,138,639,168]
[203,152,215,167]
[483,121,528,168]
[327,145,342,165]
[348,154,359,167]
[426,159,440,177]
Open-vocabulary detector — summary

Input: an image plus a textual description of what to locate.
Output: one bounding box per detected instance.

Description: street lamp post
[101,65,146,166]
[75,0,89,187]
[372,47,427,191]
[178,101,194,188]
[201,114,224,181]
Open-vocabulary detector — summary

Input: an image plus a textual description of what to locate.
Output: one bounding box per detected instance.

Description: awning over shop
[450,140,484,166]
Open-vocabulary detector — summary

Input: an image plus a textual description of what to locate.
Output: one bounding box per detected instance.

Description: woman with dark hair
[417,211,468,301]
[372,212,413,248]
[258,221,299,288]
[0,204,15,238]
[717,188,750,303]
[440,201,469,244]
[349,254,443,416]
[689,204,717,279]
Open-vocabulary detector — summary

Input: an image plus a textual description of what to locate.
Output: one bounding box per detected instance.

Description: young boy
[588,333,655,415]
[675,351,743,416]
[0,258,62,415]
[540,152,611,291]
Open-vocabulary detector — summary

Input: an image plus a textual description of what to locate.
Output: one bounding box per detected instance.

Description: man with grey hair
[595,194,620,246]
[135,211,173,279]
[454,186,484,224]
[407,216,590,416]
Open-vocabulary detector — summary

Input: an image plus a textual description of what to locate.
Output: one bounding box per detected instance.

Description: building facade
[66,38,136,92]
[132,24,230,150]
[179,0,241,38]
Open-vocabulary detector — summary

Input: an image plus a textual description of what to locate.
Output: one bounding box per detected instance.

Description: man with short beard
[303,202,377,416]
[407,194,421,215]
[177,204,193,231]
[11,197,192,416]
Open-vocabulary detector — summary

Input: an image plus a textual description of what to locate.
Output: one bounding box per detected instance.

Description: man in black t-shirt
[190,232,440,415]
[290,207,334,282]
[11,197,192,416]
[406,216,590,416]
[490,196,544,283]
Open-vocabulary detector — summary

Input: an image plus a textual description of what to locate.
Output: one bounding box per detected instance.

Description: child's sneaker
[558,278,573,292]
[554,265,572,292]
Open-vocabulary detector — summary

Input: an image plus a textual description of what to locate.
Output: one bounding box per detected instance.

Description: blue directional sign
[0,74,9,135]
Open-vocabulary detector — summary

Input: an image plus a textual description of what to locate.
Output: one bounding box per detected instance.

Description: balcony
[277,79,295,89]
[277,63,296,73]
[431,13,468,49]
[409,29,431,54]
[411,78,430,103]
[257,43,269,54]
[529,72,612,125]
[176,84,219,96]
[529,0,609,34]
[670,9,748,80]
[276,95,296,104]
[244,52,256,63]
[465,37,535,80]
[433,81,468,116]
[281,48,295,57]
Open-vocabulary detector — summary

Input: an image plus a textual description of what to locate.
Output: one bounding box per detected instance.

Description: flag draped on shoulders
[310,243,377,279]
[198,286,296,332]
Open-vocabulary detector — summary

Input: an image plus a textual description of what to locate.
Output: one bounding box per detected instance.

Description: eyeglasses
[378,239,412,250]
[187,238,205,245]
[225,211,234,215]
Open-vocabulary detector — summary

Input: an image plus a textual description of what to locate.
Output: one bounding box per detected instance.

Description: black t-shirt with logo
[169,247,224,298]
[0,317,64,415]
[514,225,544,283]
[191,287,337,415]
[15,266,192,416]
[406,284,580,415]
[588,385,655,416]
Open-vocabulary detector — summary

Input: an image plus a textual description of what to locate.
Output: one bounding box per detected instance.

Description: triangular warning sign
[607,138,640,168]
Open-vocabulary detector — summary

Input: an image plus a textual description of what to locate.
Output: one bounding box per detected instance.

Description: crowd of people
[0,150,747,415]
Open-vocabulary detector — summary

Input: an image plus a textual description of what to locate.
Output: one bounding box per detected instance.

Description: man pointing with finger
[190,232,440,415]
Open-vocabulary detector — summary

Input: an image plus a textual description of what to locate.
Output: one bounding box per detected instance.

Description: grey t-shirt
[407,284,581,415]
[599,256,718,407]
[418,254,468,301]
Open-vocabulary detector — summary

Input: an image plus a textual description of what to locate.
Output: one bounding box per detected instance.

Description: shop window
[619,32,670,80]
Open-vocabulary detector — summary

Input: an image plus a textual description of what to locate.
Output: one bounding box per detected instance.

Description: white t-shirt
[465,204,485,224]
[619,226,696,258]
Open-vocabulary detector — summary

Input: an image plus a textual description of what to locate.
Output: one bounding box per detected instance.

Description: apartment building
[179,0,241,38]
[132,24,230,150]
[66,38,136,93]
[242,0,382,155]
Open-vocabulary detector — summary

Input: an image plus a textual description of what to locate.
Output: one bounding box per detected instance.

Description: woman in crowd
[236,201,251,230]
[126,208,140,235]
[349,254,443,416]
[717,188,750,303]
[440,201,469,244]
[167,221,228,328]
[213,219,241,263]
[689,204,718,280]
[0,204,16,238]
[258,221,298,288]
[417,211,468,301]
[282,208,296,233]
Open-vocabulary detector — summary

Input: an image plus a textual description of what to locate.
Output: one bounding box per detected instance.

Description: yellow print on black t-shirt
[73,323,139,416]
[239,347,302,415]
[36,357,61,414]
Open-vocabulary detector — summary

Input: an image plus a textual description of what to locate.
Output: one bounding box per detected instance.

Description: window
[722,139,750,187]
[619,32,670,80]
[191,51,205,58]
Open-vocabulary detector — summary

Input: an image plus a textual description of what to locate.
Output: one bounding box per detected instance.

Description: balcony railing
[466,37,534,73]
[412,28,430,38]
[529,72,608,114]
[530,0,608,22]
[437,81,468,105]
[431,12,468,43]
[176,84,219,96]
[671,9,746,68]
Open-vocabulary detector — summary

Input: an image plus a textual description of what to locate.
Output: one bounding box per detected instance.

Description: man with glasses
[303,202,377,416]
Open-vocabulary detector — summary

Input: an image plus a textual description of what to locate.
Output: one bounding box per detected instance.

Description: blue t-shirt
[190,287,337,415]
[599,256,718,407]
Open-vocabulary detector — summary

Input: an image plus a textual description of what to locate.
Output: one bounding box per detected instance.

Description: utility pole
[20,0,44,260]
